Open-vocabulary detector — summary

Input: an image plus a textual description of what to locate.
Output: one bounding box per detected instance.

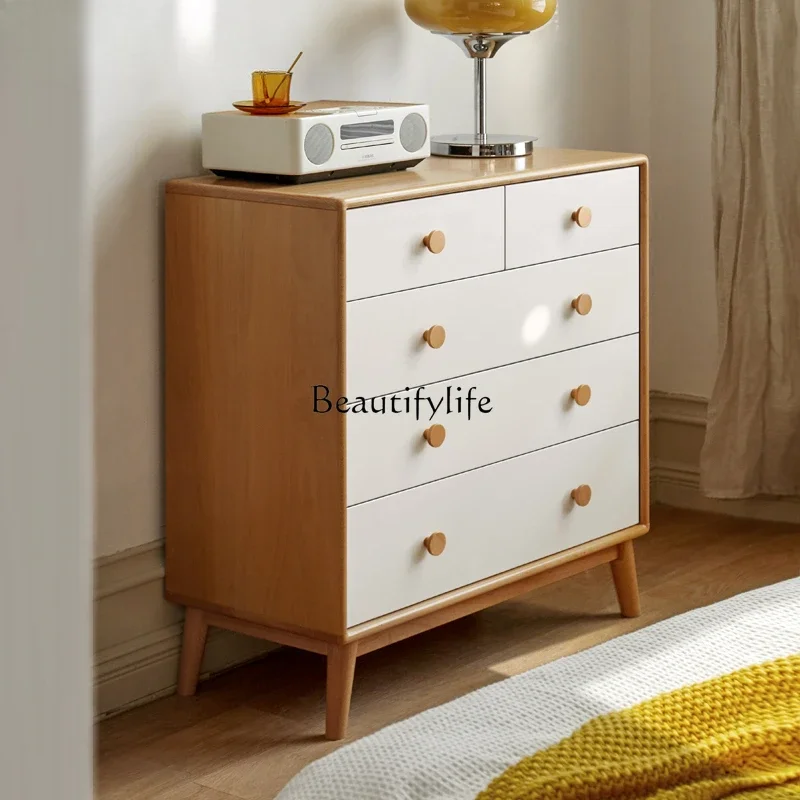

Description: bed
[276,577,800,800]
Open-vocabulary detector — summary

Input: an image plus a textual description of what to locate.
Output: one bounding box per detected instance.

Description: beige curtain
[700,0,800,499]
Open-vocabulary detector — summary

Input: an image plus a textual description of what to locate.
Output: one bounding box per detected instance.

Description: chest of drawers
[164,149,650,740]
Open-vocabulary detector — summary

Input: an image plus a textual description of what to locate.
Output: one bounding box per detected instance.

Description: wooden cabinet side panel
[164,194,345,636]
[639,161,651,527]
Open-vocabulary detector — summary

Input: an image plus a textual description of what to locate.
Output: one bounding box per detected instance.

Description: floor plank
[96,505,800,799]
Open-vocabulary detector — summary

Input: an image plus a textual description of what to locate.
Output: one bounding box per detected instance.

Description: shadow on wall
[93,131,200,560]
[303,0,405,96]
[537,0,632,151]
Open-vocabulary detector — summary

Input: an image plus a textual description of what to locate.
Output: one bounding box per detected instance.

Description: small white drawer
[345,187,504,301]
[347,422,640,627]
[506,167,640,268]
[347,246,640,400]
[347,334,640,506]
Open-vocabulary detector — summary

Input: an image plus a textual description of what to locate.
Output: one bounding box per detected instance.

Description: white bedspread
[277,578,800,800]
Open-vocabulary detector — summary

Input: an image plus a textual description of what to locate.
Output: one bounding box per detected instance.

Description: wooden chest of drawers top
[166,148,647,209]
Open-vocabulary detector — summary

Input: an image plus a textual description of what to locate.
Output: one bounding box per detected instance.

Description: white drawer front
[506,167,640,268]
[347,335,639,506]
[347,423,640,627]
[347,246,639,400]
[346,187,505,301]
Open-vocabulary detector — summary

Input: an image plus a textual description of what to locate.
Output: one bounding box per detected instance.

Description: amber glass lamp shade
[405,0,557,35]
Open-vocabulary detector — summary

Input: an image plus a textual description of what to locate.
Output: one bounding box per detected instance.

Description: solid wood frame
[166,153,650,741]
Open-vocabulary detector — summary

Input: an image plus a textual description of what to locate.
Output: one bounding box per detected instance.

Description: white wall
[0,0,93,796]
[647,1,718,398]
[90,0,638,557]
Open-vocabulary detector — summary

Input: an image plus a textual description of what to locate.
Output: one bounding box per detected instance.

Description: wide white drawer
[506,167,640,269]
[347,246,639,400]
[346,187,504,301]
[347,334,640,505]
[347,422,640,627]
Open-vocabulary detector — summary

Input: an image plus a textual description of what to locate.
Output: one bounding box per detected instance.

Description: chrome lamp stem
[474,57,487,143]
[431,31,535,158]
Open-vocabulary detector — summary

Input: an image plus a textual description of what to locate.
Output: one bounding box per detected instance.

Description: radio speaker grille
[304,124,335,165]
[400,113,428,153]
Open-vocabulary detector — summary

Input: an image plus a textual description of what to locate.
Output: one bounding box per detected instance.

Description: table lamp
[405,0,557,157]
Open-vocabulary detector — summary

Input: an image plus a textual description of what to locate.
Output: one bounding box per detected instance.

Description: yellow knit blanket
[477,654,800,799]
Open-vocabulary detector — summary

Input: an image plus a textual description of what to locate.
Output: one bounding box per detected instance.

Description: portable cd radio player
[201,100,431,184]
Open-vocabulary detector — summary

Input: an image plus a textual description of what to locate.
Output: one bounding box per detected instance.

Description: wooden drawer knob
[571,384,592,407]
[424,532,447,556]
[571,485,592,507]
[423,325,447,349]
[423,424,446,448]
[571,294,593,316]
[423,230,446,254]
[572,206,593,228]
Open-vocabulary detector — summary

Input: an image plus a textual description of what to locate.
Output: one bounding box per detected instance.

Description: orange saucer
[233,101,306,116]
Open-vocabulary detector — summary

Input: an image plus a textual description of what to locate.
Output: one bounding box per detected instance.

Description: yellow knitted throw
[477,655,800,799]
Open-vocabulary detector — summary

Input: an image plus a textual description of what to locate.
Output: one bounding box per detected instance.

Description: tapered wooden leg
[325,642,358,740]
[611,540,641,618]
[177,607,209,696]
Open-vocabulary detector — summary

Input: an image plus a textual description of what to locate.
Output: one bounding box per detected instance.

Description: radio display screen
[340,120,395,140]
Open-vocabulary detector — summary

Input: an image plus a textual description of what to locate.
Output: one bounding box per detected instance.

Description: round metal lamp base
[431,134,535,158]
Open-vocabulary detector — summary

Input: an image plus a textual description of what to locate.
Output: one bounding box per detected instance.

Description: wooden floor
[97,505,800,800]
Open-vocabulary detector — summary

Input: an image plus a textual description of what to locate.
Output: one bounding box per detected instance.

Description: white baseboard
[651,391,800,524]
[94,541,275,720]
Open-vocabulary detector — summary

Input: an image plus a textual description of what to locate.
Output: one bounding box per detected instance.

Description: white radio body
[201,101,431,184]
